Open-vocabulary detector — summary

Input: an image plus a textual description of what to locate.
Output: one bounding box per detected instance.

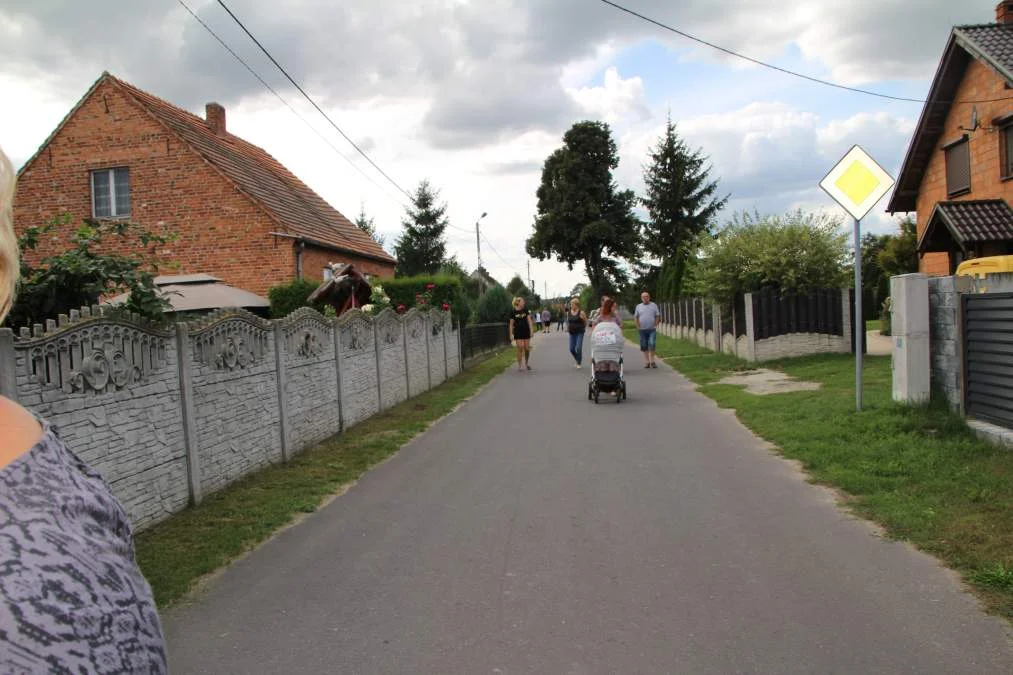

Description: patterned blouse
[0,419,167,673]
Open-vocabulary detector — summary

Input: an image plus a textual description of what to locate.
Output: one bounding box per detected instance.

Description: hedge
[379,275,470,326]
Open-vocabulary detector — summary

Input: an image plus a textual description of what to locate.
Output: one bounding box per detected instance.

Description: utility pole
[475,212,487,271]
[527,260,532,291]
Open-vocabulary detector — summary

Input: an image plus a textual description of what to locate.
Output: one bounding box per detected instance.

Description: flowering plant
[362,283,391,316]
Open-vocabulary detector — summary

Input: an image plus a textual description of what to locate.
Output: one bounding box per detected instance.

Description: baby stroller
[587,321,627,404]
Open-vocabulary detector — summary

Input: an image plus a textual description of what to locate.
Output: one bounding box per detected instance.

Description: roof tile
[935,199,1013,244]
[107,75,395,265]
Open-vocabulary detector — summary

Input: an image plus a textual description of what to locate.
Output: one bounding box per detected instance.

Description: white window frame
[90,167,131,219]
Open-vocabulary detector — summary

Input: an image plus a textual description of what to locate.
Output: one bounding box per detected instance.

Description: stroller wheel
[588,383,593,400]
[616,388,621,404]
[593,389,599,404]
[622,383,627,400]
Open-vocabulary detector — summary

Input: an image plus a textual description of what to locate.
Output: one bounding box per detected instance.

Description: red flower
[396,304,406,313]
[441,302,450,311]
[425,283,436,290]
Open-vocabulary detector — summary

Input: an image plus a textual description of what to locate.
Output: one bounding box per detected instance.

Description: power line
[481,231,523,279]
[176,0,407,207]
[215,0,413,200]
[599,0,1013,106]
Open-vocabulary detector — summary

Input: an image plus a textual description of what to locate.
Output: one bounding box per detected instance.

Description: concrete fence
[0,305,461,531]
[656,290,853,362]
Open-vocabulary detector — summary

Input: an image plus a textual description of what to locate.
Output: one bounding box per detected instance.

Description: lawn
[136,349,514,608]
[628,326,1013,620]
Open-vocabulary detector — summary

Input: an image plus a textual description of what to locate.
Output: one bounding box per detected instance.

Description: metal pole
[475,212,486,271]
[853,216,863,412]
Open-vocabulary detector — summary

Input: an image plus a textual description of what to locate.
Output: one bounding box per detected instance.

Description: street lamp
[476,212,488,271]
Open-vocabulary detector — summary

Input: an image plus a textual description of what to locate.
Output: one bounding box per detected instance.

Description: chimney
[205,102,226,135]
[998,1,1013,23]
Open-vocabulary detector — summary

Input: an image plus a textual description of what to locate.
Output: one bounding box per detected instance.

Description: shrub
[381,275,469,325]
[267,279,325,318]
[476,286,512,324]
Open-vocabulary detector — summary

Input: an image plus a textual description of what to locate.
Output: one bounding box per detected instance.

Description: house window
[90,167,131,218]
[1002,124,1013,180]
[944,136,970,197]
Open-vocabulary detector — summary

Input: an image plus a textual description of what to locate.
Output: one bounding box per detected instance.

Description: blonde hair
[570,297,580,309]
[512,296,523,309]
[0,146,17,324]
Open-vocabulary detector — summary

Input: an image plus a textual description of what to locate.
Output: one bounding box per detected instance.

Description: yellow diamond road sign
[820,145,895,221]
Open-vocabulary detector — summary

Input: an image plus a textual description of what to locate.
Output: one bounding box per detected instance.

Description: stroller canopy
[591,321,624,363]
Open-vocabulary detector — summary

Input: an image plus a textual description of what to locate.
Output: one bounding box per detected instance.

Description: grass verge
[629,326,1013,620]
[136,348,513,608]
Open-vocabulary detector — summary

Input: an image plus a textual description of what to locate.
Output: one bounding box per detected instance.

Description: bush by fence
[0,305,462,531]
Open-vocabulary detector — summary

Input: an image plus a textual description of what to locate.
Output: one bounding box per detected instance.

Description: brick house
[14,72,396,298]
[887,2,1013,275]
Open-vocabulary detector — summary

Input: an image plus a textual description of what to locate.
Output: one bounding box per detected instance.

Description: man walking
[634,291,661,368]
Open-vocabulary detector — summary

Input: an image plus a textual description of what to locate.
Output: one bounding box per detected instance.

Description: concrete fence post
[373,320,383,411]
[272,323,291,461]
[402,314,411,394]
[425,314,433,391]
[0,328,17,402]
[175,323,203,505]
[332,321,345,432]
[443,313,450,381]
[744,293,757,362]
[891,274,930,405]
[713,303,722,354]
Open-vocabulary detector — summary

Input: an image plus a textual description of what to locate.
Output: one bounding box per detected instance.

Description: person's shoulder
[0,397,43,469]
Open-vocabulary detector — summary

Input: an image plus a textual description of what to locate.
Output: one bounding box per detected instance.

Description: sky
[0,0,997,297]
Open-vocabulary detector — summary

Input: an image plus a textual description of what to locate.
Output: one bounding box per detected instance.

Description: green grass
[866,319,879,332]
[628,326,1013,620]
[135,349,514,608]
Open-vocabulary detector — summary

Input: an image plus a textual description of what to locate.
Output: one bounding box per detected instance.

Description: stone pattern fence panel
[0,307,462,531]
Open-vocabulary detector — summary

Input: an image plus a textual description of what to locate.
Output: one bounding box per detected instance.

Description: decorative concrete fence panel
[280,308,341,453]
[405,309,429,397]
[375,309,408,411]
[447,320,462,377]
[0,308,465,531]
[428,310,448,387]
[5,309,189,530]
[187,311,281,497]
[337,309,380,429]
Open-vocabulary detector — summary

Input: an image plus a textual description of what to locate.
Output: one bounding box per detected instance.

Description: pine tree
[641,115,727,300]
[354,203,385,247]
[393,180,450,277]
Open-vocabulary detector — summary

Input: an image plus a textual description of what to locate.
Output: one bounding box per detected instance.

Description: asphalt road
[163,330,1013,674]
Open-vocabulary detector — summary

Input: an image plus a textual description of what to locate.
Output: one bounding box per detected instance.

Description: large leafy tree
[6,215,173,329]
[878,216,918,279]
[393,180,450,277]
[695,209,849,303]
[526,120,640,297]
[505,274,540,308]
[641,115,727,301]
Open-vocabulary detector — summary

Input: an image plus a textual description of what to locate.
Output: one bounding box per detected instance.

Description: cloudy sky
[0,0,994,295]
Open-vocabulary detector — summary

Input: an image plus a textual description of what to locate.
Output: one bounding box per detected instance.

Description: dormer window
[943,136,971,197]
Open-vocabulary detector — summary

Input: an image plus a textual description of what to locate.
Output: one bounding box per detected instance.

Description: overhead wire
[214,0,414,200]
[598,0,1013,105]
[176,0,408,207]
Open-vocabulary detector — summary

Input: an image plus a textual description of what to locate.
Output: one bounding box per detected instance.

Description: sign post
[819,145,895,412]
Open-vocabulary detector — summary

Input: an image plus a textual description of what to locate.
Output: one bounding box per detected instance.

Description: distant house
[887,2,1013,275]
[14,72,396,298]
[469,266,500,294]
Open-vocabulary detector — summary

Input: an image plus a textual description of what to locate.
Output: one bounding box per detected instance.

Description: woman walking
[509,296,535,370]
[566,297,588,368]
[590,296,622,328]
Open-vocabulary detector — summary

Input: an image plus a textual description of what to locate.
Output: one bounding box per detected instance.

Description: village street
[162,332,1013,674]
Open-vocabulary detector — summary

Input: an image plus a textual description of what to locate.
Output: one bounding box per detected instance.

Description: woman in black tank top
[566,298,588,367]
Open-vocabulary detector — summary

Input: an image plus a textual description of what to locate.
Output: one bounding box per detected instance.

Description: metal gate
[964,292,1013,427]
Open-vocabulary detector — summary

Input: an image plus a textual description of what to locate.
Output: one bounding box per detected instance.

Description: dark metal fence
[461,322,510,361]
[750,288,844,340]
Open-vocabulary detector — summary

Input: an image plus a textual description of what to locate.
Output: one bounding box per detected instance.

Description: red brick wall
[298,245,395,283]
[13,78,295,297]
[916,58,1013,275]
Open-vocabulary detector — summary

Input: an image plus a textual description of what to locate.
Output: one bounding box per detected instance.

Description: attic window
[90,167,131,218]
[944,136,970,197]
